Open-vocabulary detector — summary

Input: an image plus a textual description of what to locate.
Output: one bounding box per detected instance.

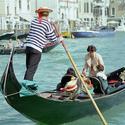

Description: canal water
[0,32,125,125]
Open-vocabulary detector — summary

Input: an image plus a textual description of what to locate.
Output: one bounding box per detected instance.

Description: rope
[4,91,20,98]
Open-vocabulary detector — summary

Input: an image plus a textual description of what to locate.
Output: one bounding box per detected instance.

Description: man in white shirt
[82,45,105,77]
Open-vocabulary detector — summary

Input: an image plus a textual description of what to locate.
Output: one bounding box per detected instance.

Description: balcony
[93,1,104,7]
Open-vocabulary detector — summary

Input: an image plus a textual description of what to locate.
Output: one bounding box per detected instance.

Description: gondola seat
[89,76,108,94]
[107,67,125,81]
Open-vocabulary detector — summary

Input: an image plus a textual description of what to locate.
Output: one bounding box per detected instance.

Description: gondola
[0,31,14,40]
[11,32,28,40]
[1,49,125,125]
[0,41,60,55]
[0,32,28,41]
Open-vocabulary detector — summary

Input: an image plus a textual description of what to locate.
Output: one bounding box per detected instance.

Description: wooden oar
[61,41,108,125]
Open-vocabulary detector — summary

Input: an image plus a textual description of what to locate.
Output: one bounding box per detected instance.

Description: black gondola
[1,49,125,125]
[0,41,60,55]
[0,31,14,40]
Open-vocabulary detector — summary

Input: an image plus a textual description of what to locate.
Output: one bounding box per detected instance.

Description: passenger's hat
[35,7,53,13]
[64,79,78,92]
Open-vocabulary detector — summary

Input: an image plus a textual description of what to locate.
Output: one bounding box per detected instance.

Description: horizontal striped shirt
[24,18,58,52]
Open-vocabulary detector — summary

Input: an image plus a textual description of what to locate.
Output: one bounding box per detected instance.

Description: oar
[61,41,108,125]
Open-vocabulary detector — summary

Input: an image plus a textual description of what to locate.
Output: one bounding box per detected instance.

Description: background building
[0,0,125,33]
[0,0,32,32]
[108,0,125,27]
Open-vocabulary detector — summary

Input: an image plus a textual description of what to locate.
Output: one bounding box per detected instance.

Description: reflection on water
[0,32,125,125]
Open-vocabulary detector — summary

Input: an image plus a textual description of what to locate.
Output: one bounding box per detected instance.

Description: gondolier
[23,6,63,89]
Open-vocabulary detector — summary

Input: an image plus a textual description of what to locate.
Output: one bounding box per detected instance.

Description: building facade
[93,0,110,26]
[77,0,110,29]
[108,0,125,26]
[0,0,125,32]
[0,0,32,31]
[78,0,94,28]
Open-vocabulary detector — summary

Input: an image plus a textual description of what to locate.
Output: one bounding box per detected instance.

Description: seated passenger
[95,64,109,93]
[80,76,94,94]
[56,67,78,99]
[56,67,77,91]
[57,67,94,98]
[96,64,107,80]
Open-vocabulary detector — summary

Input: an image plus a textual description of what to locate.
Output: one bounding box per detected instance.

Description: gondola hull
[71,31,115,38]
[1,49,125,125]
[5,90,125,125]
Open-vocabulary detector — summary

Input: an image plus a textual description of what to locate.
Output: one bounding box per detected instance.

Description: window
[19,0,21,9]
[15,7,17,15]
[91,3,93,13]
[112,7,115,16]
[87,3,89,13]
[105,7,109,16]
[7,6,9,15]
[27,0,30,10]
[110,0,114,3]
[84,2,89,13]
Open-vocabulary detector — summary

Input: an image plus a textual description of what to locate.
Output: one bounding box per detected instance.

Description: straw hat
[35,7,53,13]
[64,79,78,92]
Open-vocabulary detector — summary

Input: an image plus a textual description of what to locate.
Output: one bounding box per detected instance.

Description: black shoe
[27,84,38,91]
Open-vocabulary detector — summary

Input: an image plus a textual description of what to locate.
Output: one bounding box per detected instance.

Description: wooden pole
[61,41,108,125]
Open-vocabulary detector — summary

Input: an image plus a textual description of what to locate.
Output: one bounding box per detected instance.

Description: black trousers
[24,47,41,81]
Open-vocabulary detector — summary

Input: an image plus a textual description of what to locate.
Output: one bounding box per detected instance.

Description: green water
[0,32,125,125]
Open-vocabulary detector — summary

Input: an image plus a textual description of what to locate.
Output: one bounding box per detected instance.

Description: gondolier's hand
[58,35,64,42]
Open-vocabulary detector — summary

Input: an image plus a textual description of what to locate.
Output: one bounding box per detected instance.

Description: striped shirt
[24,18,58,52]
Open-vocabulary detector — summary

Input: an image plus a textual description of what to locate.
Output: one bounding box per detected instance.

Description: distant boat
[11,32,28,40]
[72,30,96,38]
[93,26,116,37]
[71,26,115,38]
[115,25,125,32]
[0,31,28,40]
[0,41,60,55]
[0,31,14,40]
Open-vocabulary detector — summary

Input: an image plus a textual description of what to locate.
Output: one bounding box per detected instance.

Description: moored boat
[0,31,28,41]
[0,31,14,40]
[71,26,115,38]
[71,30,96,38]
[115,25,125,32]
[0,41,60,55]
[93,26,115,37]
[1,49,125,125]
